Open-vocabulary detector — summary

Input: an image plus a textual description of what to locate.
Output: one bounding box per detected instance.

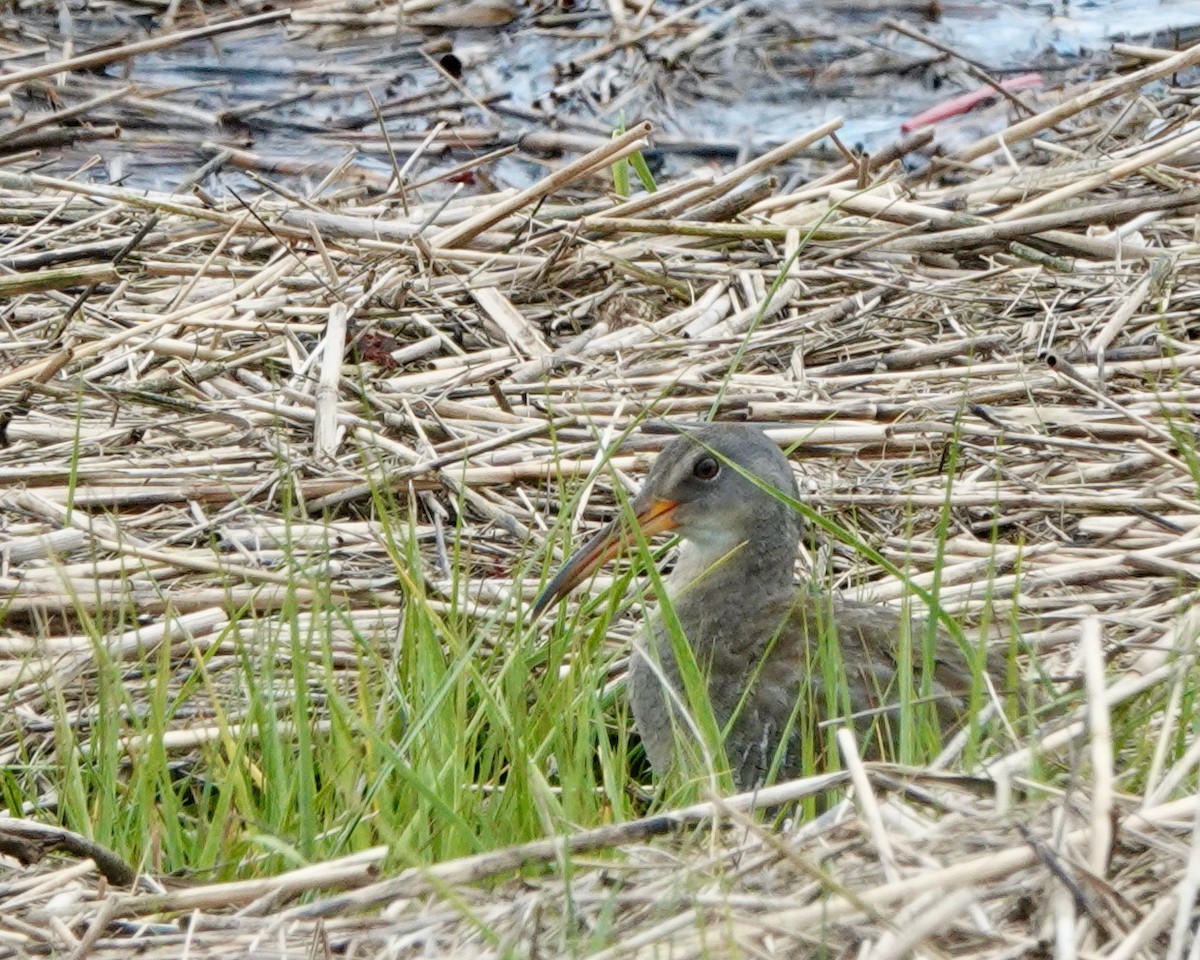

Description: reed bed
[3,5,1200,958]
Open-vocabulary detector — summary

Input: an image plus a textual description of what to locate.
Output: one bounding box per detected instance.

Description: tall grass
[5,430,1196,884]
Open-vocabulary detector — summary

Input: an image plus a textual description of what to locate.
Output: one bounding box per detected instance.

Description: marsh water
[4,0,1200,194]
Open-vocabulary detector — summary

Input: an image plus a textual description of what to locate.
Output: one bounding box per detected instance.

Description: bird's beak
[532,491,680,617]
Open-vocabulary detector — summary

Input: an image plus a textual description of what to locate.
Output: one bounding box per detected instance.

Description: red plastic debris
[900,73,1043,133]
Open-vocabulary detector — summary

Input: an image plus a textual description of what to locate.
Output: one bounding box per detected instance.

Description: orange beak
[532,491,680,617]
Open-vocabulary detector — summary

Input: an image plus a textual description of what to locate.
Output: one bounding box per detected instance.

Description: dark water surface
[3,0,1199,195]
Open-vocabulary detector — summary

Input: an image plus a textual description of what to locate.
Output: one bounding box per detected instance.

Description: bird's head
[532,423,800,616]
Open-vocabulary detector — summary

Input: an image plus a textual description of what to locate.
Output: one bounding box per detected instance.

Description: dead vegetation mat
[3,23,1200,960]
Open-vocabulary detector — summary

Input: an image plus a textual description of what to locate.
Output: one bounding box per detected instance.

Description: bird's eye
[692,455,720,481]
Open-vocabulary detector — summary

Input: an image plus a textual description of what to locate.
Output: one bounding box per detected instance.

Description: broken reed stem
[996,123,1200,222]
[313,302,349,461]
[0,10,289,90]
[1081,618,1113,879]
[431,121,653,248]
[952,39,1200,163]
[838,728,900,884]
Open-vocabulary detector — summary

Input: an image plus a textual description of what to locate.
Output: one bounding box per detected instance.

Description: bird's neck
[667,516,799,605]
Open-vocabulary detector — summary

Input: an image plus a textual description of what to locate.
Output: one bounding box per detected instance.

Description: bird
[532,422,1000,791]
